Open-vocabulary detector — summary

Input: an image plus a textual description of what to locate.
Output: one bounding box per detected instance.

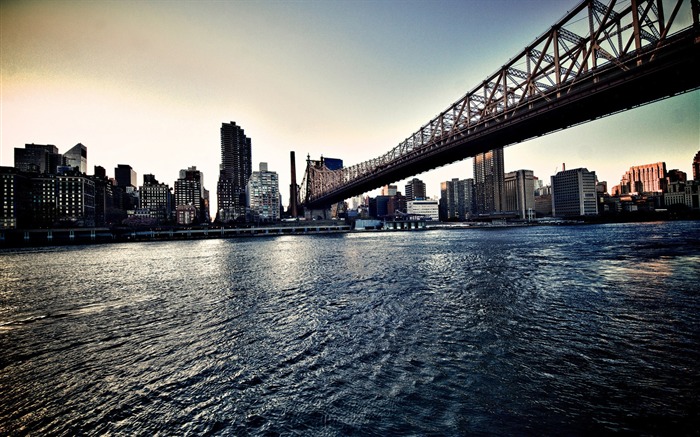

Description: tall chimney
[289,151,298,217]
[562,162,566,172]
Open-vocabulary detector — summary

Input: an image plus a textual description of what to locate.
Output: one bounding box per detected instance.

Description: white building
[247,162,280,222]
[407,199,440,221]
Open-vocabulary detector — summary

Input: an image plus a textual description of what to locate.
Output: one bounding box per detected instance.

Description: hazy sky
[2,0,698,214]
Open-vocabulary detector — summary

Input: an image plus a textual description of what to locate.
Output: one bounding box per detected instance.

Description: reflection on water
[1,221,699,435]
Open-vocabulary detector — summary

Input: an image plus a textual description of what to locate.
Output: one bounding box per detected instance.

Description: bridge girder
[302,0,700,209]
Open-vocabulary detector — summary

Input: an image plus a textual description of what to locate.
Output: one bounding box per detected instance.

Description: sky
[2,0,698,215]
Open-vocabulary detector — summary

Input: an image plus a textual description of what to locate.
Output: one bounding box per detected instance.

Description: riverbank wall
[0,224,353,248]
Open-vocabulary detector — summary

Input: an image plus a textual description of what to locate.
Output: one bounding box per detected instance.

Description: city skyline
[2,1,698,215]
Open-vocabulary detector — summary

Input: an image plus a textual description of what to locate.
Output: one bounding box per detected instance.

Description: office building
[405,178,427,201]
[407,199,440,221]
[140,174,173,224]
[534,194,553,217]
[504,170,535,219]
[218,121,252,222]
[551,168,598,217]
[29,174,58,227]
[440,178,474,221]
[665,177,700,210]
[440,179,460,220]
[90,166,115,227]
[474,147,505,215]
[247,162,280,222]
[14,144,62,174]
[175,166,209,224]
[63,143,87,174]
[389,193,407,215]
[693,150,700,181]
[619,162,667,194]
[55,172,96,227]
[115,164,137,189]
[0,167,32,229]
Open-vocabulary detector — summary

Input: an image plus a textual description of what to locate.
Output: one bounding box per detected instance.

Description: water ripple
[1,222,699,435]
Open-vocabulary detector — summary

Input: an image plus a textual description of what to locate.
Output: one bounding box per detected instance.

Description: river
[1,221,699,435]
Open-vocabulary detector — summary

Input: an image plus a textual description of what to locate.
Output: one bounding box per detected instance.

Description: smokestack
[289,151,298,217]
[562,162,566,172]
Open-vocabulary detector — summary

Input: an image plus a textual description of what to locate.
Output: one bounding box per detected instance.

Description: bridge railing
[304,0,698,204]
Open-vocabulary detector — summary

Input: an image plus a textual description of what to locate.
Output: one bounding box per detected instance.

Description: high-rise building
[619,162,667,194]
[175,166,209,224]
[30,174,58,227]
[55,172,96,227]
[14,144,62,174]
[113,164,138,213]
[458,178,474,219]
[247,162,280,222]
[440,178,474,221]
[140,174,173,224]
[0,167,32,229]
[371,196,392,218]
[405,178,426,201]
[388,192,407,216]
[474,147,505,215]
[440,179,458,220]
[63,143,87,174]
[90,166,115,227]
[504,169,535,219]
[551,168,598,217]
[693,150,700,181]
[115,164,137,189]
[218,121,252,222]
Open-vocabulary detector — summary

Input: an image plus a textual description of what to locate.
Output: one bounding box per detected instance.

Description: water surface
[1,221,699,435]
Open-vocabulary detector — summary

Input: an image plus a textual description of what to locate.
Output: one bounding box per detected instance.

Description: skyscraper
[693,150,700,181]
[217,121,251,222]
[247,162,280,222]
[63,143,87,174]
[473,147,505,215]
[440,179,459,220]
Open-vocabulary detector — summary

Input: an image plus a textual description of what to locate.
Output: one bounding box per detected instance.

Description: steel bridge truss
[302,0,700,207]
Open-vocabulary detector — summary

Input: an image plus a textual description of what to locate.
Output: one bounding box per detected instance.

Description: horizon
[2,0,698,214]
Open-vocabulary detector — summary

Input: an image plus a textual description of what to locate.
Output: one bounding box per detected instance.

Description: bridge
[299,0,700,210]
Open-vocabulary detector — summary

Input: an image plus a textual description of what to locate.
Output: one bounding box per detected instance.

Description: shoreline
[0,224,353,249]
[2,214,698,249]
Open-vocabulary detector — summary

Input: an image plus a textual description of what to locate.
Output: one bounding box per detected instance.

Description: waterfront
[1,221,699,435]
